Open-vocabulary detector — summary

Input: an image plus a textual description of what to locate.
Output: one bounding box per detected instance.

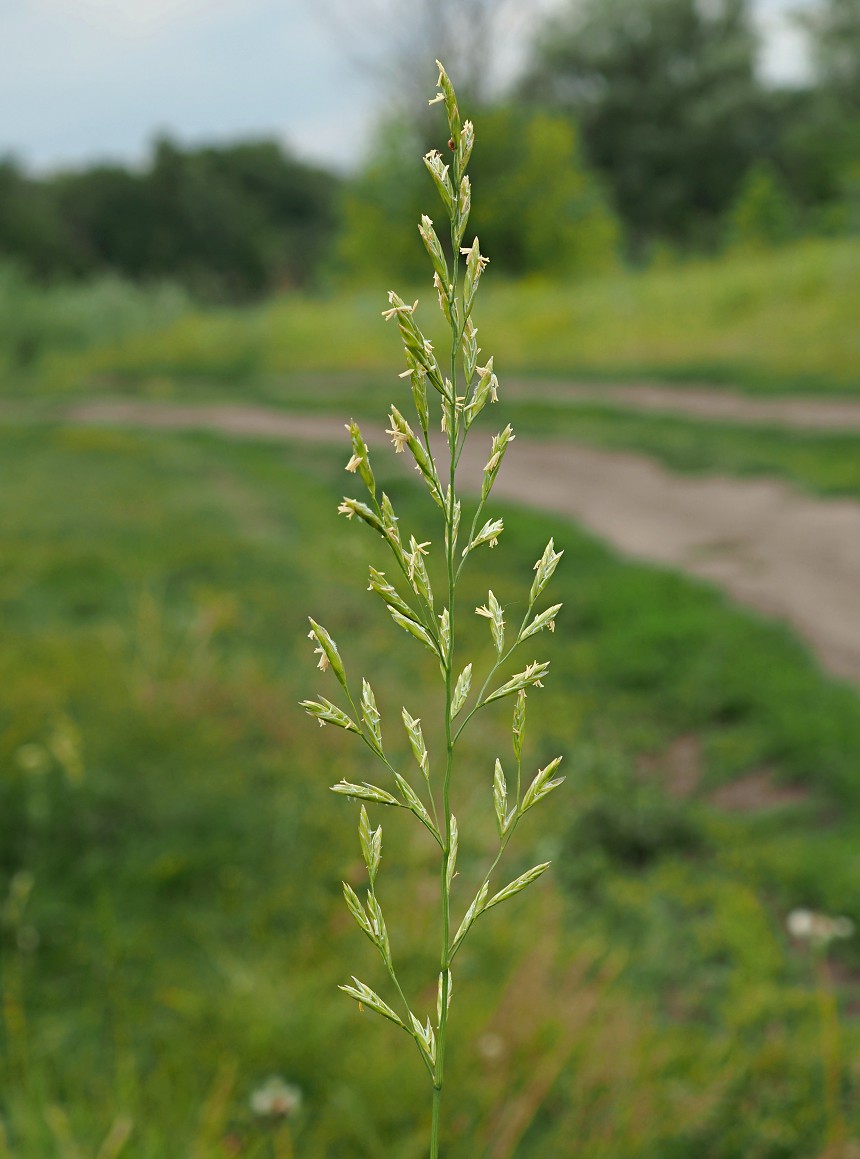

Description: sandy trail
[504,379,860,431]
[69,400,860,684]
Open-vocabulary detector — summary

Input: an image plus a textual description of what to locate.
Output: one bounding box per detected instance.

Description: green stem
[430,202,463,1159]
[817,952,845,1151]
[430,1084,443,1158]
[448,817,520,966]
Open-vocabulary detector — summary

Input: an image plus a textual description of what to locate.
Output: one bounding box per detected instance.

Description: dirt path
[504,379,860,430]
[69,400,860,684]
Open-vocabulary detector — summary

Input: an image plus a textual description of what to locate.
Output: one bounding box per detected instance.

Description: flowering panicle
[301,61,564,1157]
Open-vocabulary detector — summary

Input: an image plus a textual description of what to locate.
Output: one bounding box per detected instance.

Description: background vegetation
[3,0,860,298]
[3,0,860,1154]
[2,426,859,1156]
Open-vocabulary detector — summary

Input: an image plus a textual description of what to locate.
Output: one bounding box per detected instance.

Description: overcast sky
[0,0,817,174]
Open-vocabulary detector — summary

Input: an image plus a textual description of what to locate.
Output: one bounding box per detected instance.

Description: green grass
[0,265,189,384]
[1,419,859,1156]
[12,235,858,401]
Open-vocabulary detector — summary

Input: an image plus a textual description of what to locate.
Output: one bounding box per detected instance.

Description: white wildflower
[787,908,855,945]
[250,1076,302,1118]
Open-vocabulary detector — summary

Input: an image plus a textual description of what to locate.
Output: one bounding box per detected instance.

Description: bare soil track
[69,400,860,684]
[505,380,860,430]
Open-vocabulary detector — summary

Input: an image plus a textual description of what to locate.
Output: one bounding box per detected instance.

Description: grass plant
[1,68,859,1159]
[300,65,567,1156]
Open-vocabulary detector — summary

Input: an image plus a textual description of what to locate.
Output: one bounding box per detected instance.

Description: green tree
[728,162,795,250]
[468,107,619,278]
[338,106,618,282]
[801,0,860,107]
[0,159,80,278]
[792,0,860,231]
[0,141,340,300]
[520,0,768,253]
[338,118,429,283]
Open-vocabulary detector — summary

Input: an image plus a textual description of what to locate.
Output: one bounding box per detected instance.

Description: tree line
[0,139,339,300]
[2,0,859,299]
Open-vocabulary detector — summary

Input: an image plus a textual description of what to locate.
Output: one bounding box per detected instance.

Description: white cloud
[0,0,376,170]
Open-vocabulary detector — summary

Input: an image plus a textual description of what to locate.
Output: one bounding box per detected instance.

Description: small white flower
[338,500,356,519]
[345,454,362,473]
[476,1032,506,1062]
[787,908,855,945]
[250,1076,302,1119]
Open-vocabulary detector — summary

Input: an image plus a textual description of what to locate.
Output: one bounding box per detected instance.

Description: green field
[0,236,859,403]
[3,235,860,522]
[3,233,860,1156]
[2,415,859,1157]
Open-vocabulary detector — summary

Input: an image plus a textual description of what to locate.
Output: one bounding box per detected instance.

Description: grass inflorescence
[300,64,569,1155]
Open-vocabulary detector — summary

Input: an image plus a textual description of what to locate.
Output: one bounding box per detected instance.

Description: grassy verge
[0,265,188,384]
[9,236,858,401]
[1,421,858,1156]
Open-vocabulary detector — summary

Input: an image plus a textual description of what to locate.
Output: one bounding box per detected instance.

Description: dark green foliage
[727,163,796,250]
[337,106,619,282]
[520,0,768,252]
[802,0,860,107]
[0,139,340,301]
[559,751,705,893]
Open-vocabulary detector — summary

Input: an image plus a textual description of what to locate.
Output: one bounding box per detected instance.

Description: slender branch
[452,604,534,744]
[345,688,444,848]
[429,148,464,1159]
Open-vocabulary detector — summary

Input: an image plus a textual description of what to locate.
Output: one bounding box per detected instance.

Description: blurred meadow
[3,0,860,1156]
